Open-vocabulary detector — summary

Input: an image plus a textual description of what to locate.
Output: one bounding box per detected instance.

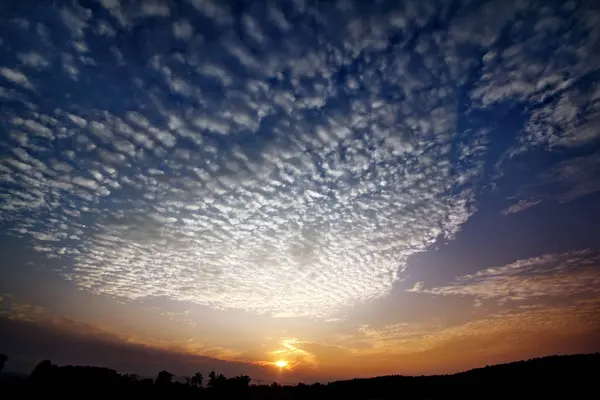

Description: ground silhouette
[0,353,598,399]
[0,354,6,373]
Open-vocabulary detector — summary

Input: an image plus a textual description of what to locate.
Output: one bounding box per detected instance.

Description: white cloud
[59,6,89,38]
[242,14,267,45]
[187,0,232,25]
[196,63,233,87]
[173,20,194,39]
[268,5,291,31]
[10,117,53,139]
[502,199,542,215]
[0,68,34,90]
[17,52,50,68]
[141,1,170,17]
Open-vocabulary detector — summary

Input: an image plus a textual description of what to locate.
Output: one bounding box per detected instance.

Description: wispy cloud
[263,338,318,369]
[502,199,543,215]
[0,295,271,378]
[0,294,244,363]
[409,250,600,305]
[502,153,600,214]
[298,298,600,376]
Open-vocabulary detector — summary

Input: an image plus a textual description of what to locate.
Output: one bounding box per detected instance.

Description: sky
[1,0,600,384]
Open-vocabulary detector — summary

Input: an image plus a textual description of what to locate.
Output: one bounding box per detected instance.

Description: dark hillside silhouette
[0,353,598,399]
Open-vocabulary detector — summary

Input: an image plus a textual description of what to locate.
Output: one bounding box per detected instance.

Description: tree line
[0,353,598,399]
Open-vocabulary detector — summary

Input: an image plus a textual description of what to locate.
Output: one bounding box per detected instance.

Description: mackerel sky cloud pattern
[1,0,600,320]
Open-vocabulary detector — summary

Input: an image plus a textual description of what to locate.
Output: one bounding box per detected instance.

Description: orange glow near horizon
[275,360,289,368]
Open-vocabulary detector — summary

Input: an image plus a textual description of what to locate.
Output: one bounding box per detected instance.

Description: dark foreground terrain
[0,353,598,399]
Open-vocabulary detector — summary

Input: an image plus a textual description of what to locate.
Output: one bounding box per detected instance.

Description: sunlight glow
[275,360,288,368]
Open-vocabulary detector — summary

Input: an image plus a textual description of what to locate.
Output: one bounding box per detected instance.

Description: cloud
[502,199,542,215]
[549,154,600,203]
[140,1,170,17]
[264,338,318,369]
[17,52,50,69]
[0,309,269,379]
[502,153,600,214]
[173,20,194,39]
[0,0,493,319]
[298,298,600,377]
[469,1,600,154]
[1,0,598,320]
[0,68,34,90]
[409,250,600,305]
[0,294,258,368]
[186,0,233,25]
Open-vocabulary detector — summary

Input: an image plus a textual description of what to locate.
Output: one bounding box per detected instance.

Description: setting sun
[275,360,288,368]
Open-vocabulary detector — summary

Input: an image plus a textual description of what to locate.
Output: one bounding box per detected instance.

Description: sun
[274,360,288,368]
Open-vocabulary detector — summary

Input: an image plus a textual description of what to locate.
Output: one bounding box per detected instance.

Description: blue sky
[1,0,599,382]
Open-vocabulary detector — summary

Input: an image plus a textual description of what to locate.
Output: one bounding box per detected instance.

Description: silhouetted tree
[33,360,53,374]
[29,360,55,385]
[155,370,173,386]
[120,372,139,387]
[207,370,226,387]
[229,374,251,388]
[190,372,203,387]
[122,373,139,382]
[208,370,216,387]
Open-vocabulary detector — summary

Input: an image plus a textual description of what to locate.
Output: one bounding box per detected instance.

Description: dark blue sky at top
[0,0,600,336]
